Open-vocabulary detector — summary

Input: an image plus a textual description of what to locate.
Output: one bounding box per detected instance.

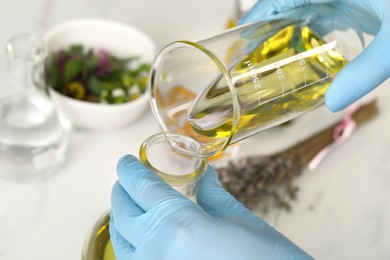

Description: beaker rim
[149,40,240,157]
[139,133,208,185]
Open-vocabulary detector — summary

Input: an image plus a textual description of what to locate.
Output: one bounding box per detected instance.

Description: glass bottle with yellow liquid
[149,3,365,158]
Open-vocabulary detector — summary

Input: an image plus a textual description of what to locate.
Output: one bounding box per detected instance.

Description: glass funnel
[0,34,68,181]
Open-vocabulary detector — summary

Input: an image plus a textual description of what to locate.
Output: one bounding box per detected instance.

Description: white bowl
[43,18,155,130]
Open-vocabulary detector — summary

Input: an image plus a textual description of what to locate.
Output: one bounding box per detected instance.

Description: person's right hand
[110,155,311,259]
[240,0,390,112]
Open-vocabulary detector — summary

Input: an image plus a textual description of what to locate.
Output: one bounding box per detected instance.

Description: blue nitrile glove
[239,0,390,112]
[110,155,311,260]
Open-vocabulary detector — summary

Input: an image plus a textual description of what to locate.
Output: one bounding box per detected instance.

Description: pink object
[308,103,364,171]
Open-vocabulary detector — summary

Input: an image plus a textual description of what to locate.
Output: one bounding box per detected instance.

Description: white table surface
[1,1,390,259]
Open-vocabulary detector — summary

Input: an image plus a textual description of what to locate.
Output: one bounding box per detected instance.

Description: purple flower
[96,49,112,76]
[98,49,110,60]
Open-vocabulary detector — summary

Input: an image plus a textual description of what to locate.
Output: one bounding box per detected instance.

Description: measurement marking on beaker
[257,92,261,106]
[275,62,285,95]
[234,41,337,84]
[298,56,307,85]
[244,59,262,105]
[251,74,335,111]
[287,75,334,95]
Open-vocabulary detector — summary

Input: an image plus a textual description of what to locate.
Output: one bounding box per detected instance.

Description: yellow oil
[83,213,116,260]
[103,239,115,260]
[188,25,347,140]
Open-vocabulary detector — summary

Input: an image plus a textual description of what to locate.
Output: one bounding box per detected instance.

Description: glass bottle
[82,133,208,260]
[0,34,68,181]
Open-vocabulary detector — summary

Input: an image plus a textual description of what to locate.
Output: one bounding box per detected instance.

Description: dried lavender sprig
[216,100,379,212]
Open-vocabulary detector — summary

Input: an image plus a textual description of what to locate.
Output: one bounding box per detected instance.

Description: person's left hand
[239,0,390,112]
[110,155,311,259]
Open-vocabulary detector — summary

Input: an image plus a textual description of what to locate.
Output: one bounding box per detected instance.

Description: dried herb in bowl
[45,44,150,104]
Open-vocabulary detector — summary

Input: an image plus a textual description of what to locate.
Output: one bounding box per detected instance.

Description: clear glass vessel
[0,34,68,181]
[139,133,208,199]
[82,133,208,259]
[149,4,365,158]
[82,210,115,260]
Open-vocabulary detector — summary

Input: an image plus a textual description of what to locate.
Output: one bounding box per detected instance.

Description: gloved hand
[110,155,311,260]
[239,0,390,112]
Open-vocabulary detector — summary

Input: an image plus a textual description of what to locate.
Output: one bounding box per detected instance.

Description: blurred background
[0,0,236,96]
[0,0,390,259]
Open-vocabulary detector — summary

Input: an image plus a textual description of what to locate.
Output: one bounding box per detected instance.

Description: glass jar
[0,34,68,181]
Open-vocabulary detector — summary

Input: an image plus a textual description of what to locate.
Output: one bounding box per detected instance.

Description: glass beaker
[149,4,365,158]
[82,133,207,260]
[0,34,68,181]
